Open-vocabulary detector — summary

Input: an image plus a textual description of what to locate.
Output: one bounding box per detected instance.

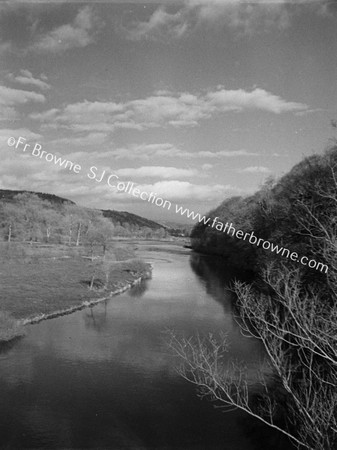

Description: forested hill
[0,189,74,205]
[0,189,165,232]
[102,209,165,230]
[190,145,337,278]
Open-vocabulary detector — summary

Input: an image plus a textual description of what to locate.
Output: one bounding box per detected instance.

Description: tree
[171,147,337,450]
[0,202,23,242]
[84,217,115,259]
[61,205,92,246]
[142,226,153,239]
[155,227,166,239]
[293,148,337,293]
[234,264,336,450]
[14,193,46,243]
[170,263,337,449]
[41,208,61,243]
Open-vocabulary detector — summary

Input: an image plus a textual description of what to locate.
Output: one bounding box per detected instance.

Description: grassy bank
[0,242,152,339]
[0,312,25,342]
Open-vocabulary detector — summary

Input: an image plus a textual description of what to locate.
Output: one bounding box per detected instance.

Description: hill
[190,145,337,275]
[0,189,167,233]
[0,189,74,205]
[102,209,166,231]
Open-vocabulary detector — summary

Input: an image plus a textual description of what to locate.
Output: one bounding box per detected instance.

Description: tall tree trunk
[76,222,82,247]
[46,226,51,243]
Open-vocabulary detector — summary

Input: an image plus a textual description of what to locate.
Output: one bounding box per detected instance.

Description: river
[0,242,291,449]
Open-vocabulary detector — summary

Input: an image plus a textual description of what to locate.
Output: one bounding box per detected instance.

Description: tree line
[176,144,337,449]
[191,146,336,285]
[0,192,169,247]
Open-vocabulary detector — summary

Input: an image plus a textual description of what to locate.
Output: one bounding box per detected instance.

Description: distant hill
[0,189,75,205]
[160,221,193,237]
[0,189,167,232]
[102,209,166,230]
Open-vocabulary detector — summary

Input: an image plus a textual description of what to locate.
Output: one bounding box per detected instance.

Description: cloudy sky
[0,0,336,222]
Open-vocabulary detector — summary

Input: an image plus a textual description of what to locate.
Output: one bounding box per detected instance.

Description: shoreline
[0,261,152,344]
[21,272,149,326]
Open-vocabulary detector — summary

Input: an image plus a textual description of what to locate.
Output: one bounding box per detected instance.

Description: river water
[0,242,290,449]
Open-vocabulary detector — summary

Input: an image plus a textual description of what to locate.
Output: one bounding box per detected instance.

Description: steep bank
[190,146,336,282]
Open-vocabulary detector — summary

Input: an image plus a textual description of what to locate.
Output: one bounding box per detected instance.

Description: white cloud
[206,87,306,114]
[57,143,259,163]
[115,166,198,179]
[189,149,260,158]
[29,6,98,54]
[7,70,51,90]
[122,0,329,41]
[0,106,18,121]
[0,142,238,206]
[50,132,107,147]
[0,128,42,144]
[124,7,189,41]
[202,163,213,170]
[0,85,45,120]
[101,144,259,161]
[122,0,313,41]
[0,85,45,106]
[239,166,271,173]
[127,92,211,127]
[188,0,292,34]
[0,133,87,196]
[30,87,308,132]
[133,180,238,201]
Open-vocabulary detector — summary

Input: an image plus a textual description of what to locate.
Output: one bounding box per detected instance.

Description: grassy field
[0,242,151,341]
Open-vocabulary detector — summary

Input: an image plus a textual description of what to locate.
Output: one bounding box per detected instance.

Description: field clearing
[0,243,151,324]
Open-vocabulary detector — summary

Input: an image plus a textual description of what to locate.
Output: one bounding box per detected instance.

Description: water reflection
[84,303,108,331]
[188,250,293,450]
[128,279,149,298]
[0,243,291,449]
[0,336,24,355]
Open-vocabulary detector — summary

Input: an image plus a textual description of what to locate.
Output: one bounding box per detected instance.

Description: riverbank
[0,242,152,343]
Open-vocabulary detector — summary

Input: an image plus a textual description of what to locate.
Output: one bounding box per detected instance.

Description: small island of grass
[0,241,152,343]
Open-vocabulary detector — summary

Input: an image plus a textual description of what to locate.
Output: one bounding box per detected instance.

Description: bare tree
[169,152,337,450]
[294,151,337,293]
[0,202,22,242]
[234,265,337,450]
[169,264,336,450]
[169,331,311,448]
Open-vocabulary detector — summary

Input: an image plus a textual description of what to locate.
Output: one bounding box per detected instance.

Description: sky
[0,0,337,223]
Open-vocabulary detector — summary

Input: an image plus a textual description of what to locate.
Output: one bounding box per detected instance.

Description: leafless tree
[168,330,308,448]
[169,263,336,449]
[234,265,337,450]
[169,153,337,449]
[295,151,337,292]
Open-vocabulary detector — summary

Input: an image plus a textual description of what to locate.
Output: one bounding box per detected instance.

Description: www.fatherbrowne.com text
[7,136,328,274]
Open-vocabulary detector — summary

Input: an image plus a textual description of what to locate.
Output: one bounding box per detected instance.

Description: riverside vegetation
[173,145,337,450]
[0,193,152,343]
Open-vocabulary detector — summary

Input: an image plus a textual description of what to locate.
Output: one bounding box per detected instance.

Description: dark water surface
[0,242,289,449]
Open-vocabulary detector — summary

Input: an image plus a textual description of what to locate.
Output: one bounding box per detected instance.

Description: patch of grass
[0,243,151,321]
[0,312,25,343]
[112,245,136,261]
